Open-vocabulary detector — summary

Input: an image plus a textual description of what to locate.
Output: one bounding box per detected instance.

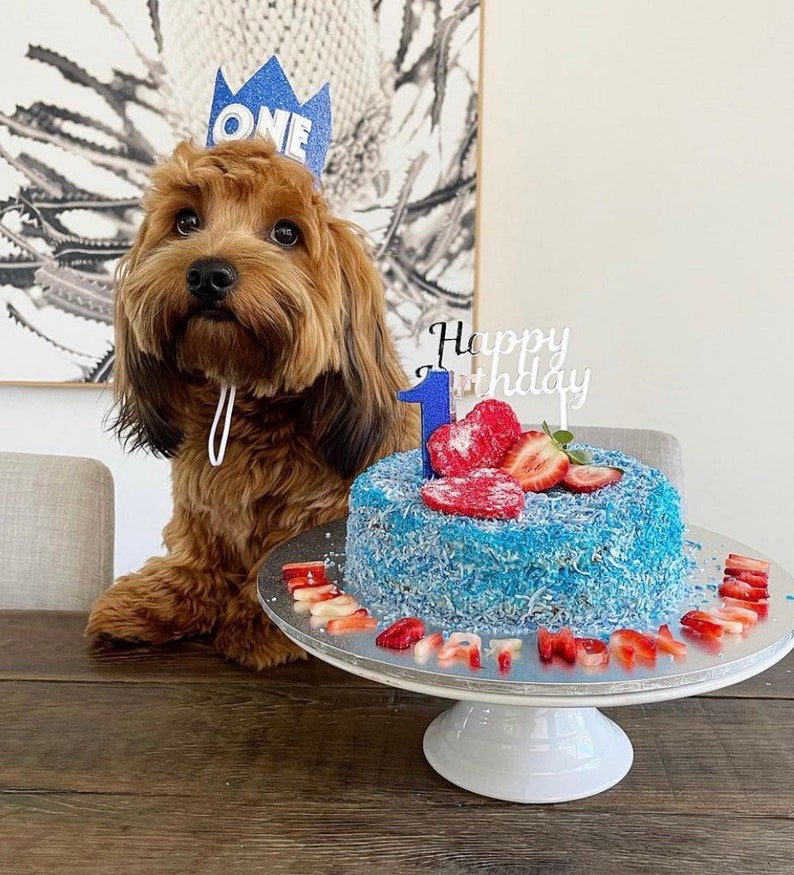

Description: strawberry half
[420,468,525,519]
[375,617,426,650]
[575,637,610,667]
[680,610,725,640]
[725,553,770,576]
[653,623,687,658]
[413,632,444,662]
[500,431,570,492]
[609,629,658,666]
[562,465,623,494]
[719,578,769,603]
[711,605,757,631]
[427,399,521,477]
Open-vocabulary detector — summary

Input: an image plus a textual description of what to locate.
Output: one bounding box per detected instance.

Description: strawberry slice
[680,610,725,640]
[282,561,327,581]
[376,617,426,650]
[725,554,770,576]
[438,632,482,669]
[487,638,523,674]
[413,632,444,662]
[722,596,769,618]
[291,583,340,602]
[725,568,768,588]
[420,468,525,519]
[500,431,570,492]
[286,575,333,594]
[705,611,744,635]
[609,629,658,666]
[653,623,687,658]
[326,611,379,635]
[427,399,521,477]
[719,578,769,603]
[536,626,576,664]
[575,637,610,667]
[711,606,757,631]
[562,464,623,493]
[309,594,360,618]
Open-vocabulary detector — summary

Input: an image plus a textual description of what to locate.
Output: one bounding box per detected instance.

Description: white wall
[477,0,794,570]
[2,0,793,577]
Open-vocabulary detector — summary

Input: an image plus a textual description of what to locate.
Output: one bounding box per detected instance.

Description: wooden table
[1,611,792,874]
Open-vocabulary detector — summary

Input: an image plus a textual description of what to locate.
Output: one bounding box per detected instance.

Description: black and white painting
[0,0,479,383]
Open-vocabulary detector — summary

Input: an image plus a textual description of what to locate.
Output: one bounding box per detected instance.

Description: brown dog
[86,138,417,669]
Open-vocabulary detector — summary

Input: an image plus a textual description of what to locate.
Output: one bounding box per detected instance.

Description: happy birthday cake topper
[417,321,592,431]
[206,56,332,179]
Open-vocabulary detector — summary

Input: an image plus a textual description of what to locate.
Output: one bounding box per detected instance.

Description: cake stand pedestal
[258,520,794,804]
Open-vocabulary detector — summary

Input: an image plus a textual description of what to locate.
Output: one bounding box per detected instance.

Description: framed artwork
[0,0,479,383]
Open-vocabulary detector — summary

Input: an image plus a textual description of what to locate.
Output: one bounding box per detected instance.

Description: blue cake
[344,446,690,637]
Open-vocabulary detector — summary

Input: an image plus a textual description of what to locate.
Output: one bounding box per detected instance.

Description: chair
[527,425,685,495]
[0,452,114,610]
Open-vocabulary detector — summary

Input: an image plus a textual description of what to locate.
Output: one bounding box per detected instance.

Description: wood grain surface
[0,612,791,875]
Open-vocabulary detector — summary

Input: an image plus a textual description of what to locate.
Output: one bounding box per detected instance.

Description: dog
[86,137,418,669]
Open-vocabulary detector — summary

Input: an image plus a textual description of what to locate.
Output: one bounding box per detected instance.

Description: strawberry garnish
[326,611,379,635]
[286,575,332,594]
[562,464,623,494]
[722,596,769,618]
[309,594,361,618]
[413,632,444,662]
[725,553,770,576]
[536,626,576,664]
[438,632,482,669]
[427,399,521,477]
[420,468,524,519]
[375,617,426,651]
[575,637,610,667]
[609,629,658,666]
[719,578,769,603]
[680,610,725,640]
[282,561,327,581]
[704,610,744,635]
[653,623,687,658]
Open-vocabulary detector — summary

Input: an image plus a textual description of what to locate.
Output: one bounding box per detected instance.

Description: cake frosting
[344,444,690,637]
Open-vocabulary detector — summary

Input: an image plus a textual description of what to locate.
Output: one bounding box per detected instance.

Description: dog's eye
[270,220,301,248]
[175,209,202,236]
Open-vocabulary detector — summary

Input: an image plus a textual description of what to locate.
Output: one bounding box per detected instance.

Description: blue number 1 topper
[206,56,332,180]
[398,369,456,479]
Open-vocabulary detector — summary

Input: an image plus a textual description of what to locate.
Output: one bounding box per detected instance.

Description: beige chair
[0,452,114,610]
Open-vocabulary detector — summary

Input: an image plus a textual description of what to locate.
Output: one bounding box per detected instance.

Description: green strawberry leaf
[553,430,574,446]
[541,421,553,439]
[566,448,593,466]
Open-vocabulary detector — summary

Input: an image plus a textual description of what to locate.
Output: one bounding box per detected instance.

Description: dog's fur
[86,138,417,669]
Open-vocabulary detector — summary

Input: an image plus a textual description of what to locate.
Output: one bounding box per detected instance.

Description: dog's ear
[110,218,184,458]
[304,220,408,479]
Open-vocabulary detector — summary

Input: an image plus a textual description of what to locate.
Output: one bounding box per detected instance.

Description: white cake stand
[257,521,794,804]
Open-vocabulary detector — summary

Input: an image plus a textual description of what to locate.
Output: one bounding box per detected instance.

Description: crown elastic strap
[208,384,236,467]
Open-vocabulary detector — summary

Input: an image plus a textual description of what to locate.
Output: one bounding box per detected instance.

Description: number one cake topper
[398,369,456,479]
[206,55,332,180]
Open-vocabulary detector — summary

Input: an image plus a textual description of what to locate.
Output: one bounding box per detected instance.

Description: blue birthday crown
[206,56,332,179]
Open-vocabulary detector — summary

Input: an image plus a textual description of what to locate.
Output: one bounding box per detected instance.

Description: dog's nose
[186,258,237,302]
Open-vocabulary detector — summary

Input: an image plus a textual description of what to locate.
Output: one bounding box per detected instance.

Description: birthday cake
[344,401,690,638]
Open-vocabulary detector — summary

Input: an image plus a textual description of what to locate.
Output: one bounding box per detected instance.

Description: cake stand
[257,520,794,804]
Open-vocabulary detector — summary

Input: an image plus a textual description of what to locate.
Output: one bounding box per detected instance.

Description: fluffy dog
[86,138,417,669]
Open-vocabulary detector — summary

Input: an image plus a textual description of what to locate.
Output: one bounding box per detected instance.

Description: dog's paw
[214,595,306,670]
[85,564,223,644]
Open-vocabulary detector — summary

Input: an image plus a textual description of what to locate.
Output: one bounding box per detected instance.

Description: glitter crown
[206,56,332,179]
